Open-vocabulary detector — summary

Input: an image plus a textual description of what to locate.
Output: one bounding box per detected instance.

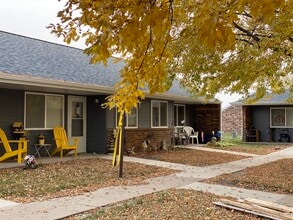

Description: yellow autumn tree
[50,0,293,109]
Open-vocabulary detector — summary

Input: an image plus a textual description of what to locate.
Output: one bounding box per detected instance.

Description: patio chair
[183,126,199,144]
[246,125,260,142]
[174,126,186,145]
[278,128,290,142]
[52,126,78,158]
[0,128,28,163]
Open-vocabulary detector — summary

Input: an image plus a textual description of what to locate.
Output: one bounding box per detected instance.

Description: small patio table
[34,143,52,158]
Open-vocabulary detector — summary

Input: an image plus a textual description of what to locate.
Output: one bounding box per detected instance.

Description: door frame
[67,96,87,153]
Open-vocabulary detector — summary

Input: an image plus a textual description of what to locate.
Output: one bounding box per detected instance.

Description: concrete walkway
[0,146,292,220]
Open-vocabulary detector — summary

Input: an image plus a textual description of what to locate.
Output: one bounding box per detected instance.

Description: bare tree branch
[233,21,260,42]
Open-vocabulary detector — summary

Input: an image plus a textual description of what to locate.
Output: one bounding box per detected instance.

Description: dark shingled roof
[233,90,292,106]
[0,30,199,100]
[0,30,122,87]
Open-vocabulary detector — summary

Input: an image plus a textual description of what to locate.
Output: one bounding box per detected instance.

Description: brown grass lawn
[68,189,262,220]
[0,158,175,203]
[131,147,249,166]
[204,158,293,195]
[1,144,292,219]
[206,143,291,155]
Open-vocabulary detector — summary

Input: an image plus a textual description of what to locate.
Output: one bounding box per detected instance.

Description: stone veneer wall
[221,105,243,136]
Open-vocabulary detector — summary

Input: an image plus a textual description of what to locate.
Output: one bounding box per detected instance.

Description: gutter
[232,102,293,106]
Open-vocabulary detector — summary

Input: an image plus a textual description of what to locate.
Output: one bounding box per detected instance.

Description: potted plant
[38,134,45,145]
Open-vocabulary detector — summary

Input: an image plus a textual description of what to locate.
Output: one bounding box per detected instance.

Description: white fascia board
[0,71,114,94]
[146,92,219,104]
[242,103,293,106]
[0,71,219,103]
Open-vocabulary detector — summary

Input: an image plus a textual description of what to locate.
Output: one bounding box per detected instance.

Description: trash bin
[215,131,222,141]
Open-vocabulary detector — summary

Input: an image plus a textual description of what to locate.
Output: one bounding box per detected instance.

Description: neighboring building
[221,105,242,137]
[233,90,293,142]
[0,31,221,156]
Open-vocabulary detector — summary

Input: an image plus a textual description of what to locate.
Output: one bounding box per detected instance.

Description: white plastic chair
[174,126,186,145]
[183,126,199,145]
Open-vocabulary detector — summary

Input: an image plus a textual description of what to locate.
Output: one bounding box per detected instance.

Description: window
[25,93,64,129]
[126,108,138,128]
[151,100,168,127]
[116,108,138,128]
[287,108,293,127]
[174,104,185,126]
[270,107,293,128]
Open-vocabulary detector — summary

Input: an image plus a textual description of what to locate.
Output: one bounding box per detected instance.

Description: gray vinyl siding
[0,89,23,155]
[139,99,150,128]
[186,105,196,128]
[106,108,116,129]
[251,106,270,142]
[168,101,174,127]
[0,88,24,138]
[251,105,293,142]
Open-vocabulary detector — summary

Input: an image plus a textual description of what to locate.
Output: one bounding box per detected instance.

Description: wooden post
[119,115,126,178]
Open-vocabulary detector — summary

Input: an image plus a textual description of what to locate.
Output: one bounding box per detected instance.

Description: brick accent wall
[193,104,221,133]
[107,128,173,153]
[242,105,251,141]
[221,105,243,135]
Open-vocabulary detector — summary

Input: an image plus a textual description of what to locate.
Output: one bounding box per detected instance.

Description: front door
[68,96,87,153]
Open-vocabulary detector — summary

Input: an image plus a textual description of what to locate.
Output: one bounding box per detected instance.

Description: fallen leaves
[204,158,293,195]
[207,144,290,155]
[0,158,175,203]
[1,145,291,219]
[132,148,249,166]
[68,189,261,220]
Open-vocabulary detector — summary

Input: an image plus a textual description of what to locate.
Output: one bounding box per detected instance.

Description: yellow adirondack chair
[0,128,28,163]
[52,126,78,158]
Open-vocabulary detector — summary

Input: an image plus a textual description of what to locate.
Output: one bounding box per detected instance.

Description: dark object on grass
[23,155,37,169]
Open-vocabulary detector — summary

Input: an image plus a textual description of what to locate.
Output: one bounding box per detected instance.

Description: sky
[0,0,241,107]
[0,0,85,49]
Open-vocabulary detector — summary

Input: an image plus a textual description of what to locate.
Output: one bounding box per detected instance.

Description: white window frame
[270,107,293,128]
[24,92,64,130]
[174,104,186,126]
[115,108,138,128]
[151,100,168,128]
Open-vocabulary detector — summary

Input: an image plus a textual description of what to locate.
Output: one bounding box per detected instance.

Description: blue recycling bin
[215,131,222,141]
